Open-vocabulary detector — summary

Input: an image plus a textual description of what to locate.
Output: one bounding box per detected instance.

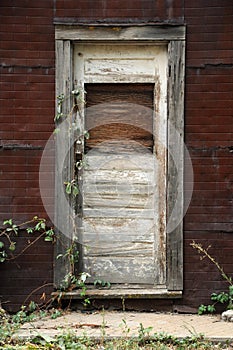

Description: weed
[191,241,233,315]
[120,318,131,338]
[94,280,111,289]
[138,322,153,344]
[50,309,63,320]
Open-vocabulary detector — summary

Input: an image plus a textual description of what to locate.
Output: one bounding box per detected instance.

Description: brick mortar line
[0,64,54,70]
[0,143,44,150]
[187,63,233,69]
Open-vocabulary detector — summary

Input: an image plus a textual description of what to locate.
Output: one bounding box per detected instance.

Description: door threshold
[52,288,182,300]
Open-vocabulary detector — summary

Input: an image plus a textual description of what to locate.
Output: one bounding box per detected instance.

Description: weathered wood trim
[167,40,185,290]
[54,40,75,288]
[53,289,182,299]
[54,19,185,26]
[55,25,186,42]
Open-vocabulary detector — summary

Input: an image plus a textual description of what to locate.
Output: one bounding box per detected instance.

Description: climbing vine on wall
[0,217,55,263]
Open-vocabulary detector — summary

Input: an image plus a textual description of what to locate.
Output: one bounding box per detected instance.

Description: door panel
[80,83,162,285]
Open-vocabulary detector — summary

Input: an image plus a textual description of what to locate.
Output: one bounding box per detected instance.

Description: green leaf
[40,222,46,230]
[44,229,54,242]
[3,219,12,226]
[26,227,34,234]
[94,279,110,289]
[12,224,19,234]
[80,290,86,297]
[229,285,233,296]
[35,223,41,231]
[51,309,62,319]
[0,250,7,263]
[210,293,218,301]
[207,305,215,313]
[44,236,53,242]
[83,298,91,306]
[54,112,64,121]
[211,292,229,304]
[72,185,79,197]
[0,241,4,248]
[198,304,207,315]
[9,242,16,251]
[35,220,46,231]
[28,301,37,312]
[65,182,72,195]
[105,281,111,289]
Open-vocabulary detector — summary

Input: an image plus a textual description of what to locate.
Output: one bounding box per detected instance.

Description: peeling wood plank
[85,75,155,83]
[83,208,156,219]
[83,183,155,195]
[83,257,157,284]
[82,236,154,245]
[55,25,186,42]
[85,58,156,80]
[167,40,185,291]
[83,169,156,184]
[54,40,75,288]
[82,218,155,241]
[76,44,167,59]
[83,154,156,169]
[74,45,167,84]
[83,242,154,257]
[83,196,154,209]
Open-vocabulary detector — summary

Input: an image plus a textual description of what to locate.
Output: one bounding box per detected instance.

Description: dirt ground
[16,311,233,342]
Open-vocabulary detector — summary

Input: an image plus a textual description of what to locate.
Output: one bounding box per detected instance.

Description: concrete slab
[15,311,233,343]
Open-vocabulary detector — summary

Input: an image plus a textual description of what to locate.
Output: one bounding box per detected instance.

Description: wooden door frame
[54,24,185,295]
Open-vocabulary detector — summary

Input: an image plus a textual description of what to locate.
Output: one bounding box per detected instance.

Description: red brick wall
[0,230,53,312]
[0,1,55,311]
[0,0,232,311]
[55,0,184,21]
[182,0,233,309]
[0,1,55,223]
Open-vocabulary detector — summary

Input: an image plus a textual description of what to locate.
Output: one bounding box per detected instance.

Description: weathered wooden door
[74,44,167,288]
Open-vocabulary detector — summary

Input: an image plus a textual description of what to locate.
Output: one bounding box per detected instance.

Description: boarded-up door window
[85,83,154,152]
